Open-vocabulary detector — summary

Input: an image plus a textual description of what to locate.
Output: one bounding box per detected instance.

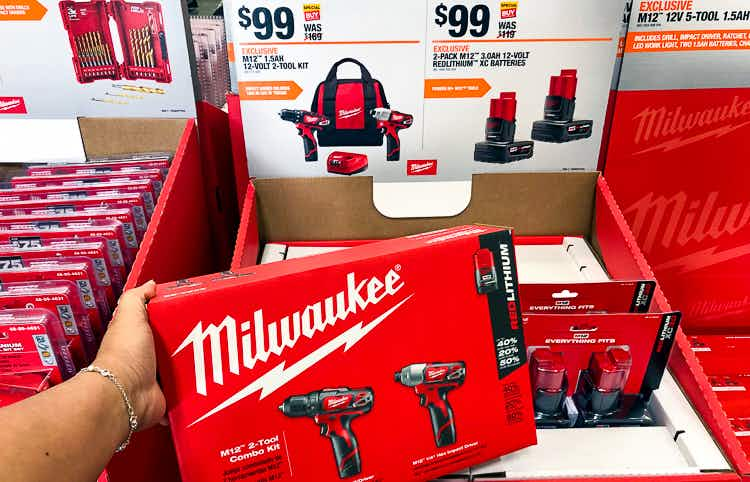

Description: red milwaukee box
[0,219,135,267]
[0,309,76,384]
[0,258,110,336]
[0,189,153,227]
[26,157,171,177]
[0,236,124,293]
[0,207,143,245]
[0,281,98,365]
[149,225,536,482]
[11,169,165,198]
[0,178,156,216]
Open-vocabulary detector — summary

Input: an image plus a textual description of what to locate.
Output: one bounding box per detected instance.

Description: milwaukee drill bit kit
[148,225,537,482]
[0,153,172,408]
[60,0,171,83]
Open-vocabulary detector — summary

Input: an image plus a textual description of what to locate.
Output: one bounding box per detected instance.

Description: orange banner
[227,43,235,63]
[424,78,491,99]
[626,29,750,53]
[238,81,303,101]
[0,0,47,20]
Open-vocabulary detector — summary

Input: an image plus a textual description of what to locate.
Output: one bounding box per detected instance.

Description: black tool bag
[311,58,389,147]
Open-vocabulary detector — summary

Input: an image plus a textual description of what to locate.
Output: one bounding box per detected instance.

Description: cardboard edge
[230,182,258,271]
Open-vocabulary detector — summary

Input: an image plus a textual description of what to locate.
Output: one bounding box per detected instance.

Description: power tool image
[279,387,374,479]
[279,109,331,162]
[371,108,413,161]
[474,91,534,163]
[395,362,466,447]
[531,69,593,143]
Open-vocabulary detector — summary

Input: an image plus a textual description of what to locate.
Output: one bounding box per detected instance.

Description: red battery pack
[326,151,369,175]
[0,309,76,385]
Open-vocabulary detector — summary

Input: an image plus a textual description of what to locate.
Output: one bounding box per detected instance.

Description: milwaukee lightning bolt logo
[631,96,750,155]
[338,108,362,120]
[174,268,413,427]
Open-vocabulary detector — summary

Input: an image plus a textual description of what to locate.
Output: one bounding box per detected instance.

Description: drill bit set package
[60,0,171,84]
[148,225,537,482]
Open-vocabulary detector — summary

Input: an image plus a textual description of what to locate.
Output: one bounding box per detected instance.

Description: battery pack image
[531,69,593,143]
[474,92,534,164]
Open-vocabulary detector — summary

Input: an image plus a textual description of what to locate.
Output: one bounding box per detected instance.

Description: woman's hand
[93,280,166,430]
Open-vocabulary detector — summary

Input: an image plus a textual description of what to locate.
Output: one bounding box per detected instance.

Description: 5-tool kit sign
[226,0,626,181]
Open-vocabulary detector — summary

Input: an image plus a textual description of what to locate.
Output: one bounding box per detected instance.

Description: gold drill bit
[106,91,144,100]
[112,84,166,94]
[91,97,128,105]
[87,32,99,66]
[82,33,92,66]
[75,36,86,67]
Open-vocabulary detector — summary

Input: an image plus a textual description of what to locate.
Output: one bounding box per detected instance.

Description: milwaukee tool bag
[312,58,389,146]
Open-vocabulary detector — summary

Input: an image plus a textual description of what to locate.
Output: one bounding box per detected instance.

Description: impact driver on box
[279,387,374,479]
[279,109,331,162]
[371,108,413,161]
[395,362,466,447]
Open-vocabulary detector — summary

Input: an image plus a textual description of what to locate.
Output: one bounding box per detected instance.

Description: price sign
[434,3,491,38]
[237,6,295,40]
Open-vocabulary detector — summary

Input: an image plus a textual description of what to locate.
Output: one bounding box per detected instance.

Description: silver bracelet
[80,365,138,453]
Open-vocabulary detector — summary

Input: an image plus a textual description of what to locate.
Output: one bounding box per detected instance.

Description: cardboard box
[149,225,536,482]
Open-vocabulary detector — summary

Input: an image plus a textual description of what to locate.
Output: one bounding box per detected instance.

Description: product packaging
[149,225,536,482]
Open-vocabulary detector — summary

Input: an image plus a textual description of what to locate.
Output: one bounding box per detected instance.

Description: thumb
[113,280,157,319]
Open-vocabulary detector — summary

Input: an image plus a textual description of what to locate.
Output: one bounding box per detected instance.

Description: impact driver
[395,362,466,447]
[371,108,413,161]
[279,109,331,162]
[279,387,374,479]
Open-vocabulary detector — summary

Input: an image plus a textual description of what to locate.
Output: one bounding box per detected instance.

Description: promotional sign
[604,0,750,330]
[226,0,625,182]
[0,0,197,119]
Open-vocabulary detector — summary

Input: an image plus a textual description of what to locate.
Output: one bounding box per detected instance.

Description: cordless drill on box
[279,109,331,162]
[531,69,593,143]
[395,362,466,447]
[280,387,374,479]
[474,92,534,163]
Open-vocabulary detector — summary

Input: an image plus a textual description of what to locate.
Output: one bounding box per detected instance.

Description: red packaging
[110,0,171,83]
[0,206,143,245]
[523,312,680,397]
[0,192,151,234]
[11,169,165,198]
[58,0,119,83]
[0,309,76,384]
[0,281,98,365]
[0,179,157,216]
[0,219,135,267]
[0,236,124,293]
[0,371,51,408]
[0,258,110,336]
[26,158,170,177]
[149,225,536,482]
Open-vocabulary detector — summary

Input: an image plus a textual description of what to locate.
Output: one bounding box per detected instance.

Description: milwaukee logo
[625,190,750,255]
[631,97,750,154]
[323,395,351,409]
[337,108,362,119]
[174,269,414,426]
[426,368,448,380]
[0,97,26,114]
[407,160,438,176]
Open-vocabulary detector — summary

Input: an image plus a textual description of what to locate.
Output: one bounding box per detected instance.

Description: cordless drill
[371,108,413,161]
[531,69,593,143]
[395,362,465,447]
[279,109,331,162]
[279,387,374,479]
